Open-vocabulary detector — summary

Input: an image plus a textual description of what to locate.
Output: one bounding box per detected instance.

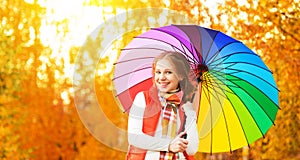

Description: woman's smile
[158,82,170,88]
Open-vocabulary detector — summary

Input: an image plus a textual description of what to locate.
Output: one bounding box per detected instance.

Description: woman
[126,51,199,160]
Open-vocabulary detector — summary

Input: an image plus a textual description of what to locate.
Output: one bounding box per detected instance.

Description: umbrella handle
[181,132,187,139]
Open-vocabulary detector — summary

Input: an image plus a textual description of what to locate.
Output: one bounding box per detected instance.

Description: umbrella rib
[201,77,214,154]
[205,72,241,98]
[114,56,156,64]
[150,28,200,63]
[206,41,244,65]
[207,51,249,67]
[212,74,252,149]
[134,36,185,53]
[208,60,278,92]
[176,42,198,64]
[189,41,201,64]
[171,45,197,64]
[208,51,257,67]
[202,77,235,96]
[223,90,251,148]
[228,74,279,123]
[122,47,167,52]
[205,74,233,153]
[224,61,272,73]
[211,66,279,94]
[223,67,278,91]
[211,52,272,73]
[204,81,238,92]
[207,52,261,71]
[181,42,199,64]
[210,70,279,107]
[202,73,235,153]
[112,66,152,81]
[135,36,195,63]
[203,31,219,64]
[225,78,271,138]
[121,47,167,53]
[202,73,239,92]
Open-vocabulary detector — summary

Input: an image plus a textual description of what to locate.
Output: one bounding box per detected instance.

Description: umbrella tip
[197,64,208,72]
[194,64,208,83]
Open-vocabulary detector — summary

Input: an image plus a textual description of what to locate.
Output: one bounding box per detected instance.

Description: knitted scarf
[159,90,183,160]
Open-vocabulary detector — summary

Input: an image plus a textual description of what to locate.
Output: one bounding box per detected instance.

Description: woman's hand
[168,132,188,153]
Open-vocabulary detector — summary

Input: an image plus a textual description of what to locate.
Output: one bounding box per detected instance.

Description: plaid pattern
[160,151,180,160]
[159,92,183,160]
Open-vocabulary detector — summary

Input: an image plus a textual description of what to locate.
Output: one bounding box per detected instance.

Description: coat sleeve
[182,102,199,155]
[128,92,171,152]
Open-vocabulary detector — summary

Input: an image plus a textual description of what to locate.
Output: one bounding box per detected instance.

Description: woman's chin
[159,88,171,93]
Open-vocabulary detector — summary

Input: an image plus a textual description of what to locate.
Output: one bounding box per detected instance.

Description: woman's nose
[159,73,166,80]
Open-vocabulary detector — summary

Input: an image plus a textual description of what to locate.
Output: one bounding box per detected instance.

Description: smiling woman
[126,51,199,160]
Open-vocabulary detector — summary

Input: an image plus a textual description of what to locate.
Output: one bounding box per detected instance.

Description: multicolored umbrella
[112,25,279,153]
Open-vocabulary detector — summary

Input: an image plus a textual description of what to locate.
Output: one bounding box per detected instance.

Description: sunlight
[205,0,224,14]
[24,0,34,4]
[38,0,104,80]
[203,0,251,32]
[36,0,249,81]
[37,0,130,80]
[201,0,226,27]
[163,0,170,7]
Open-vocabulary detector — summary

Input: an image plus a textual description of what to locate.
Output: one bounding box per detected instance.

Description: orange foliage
[1,0,299,159]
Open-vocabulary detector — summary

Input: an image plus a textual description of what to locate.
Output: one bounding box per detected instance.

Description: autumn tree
[1,0,92,159]
[0,0,46,158]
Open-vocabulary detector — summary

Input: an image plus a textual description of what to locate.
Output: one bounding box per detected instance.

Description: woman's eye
[155,71,161,74]
[166,71,172,74]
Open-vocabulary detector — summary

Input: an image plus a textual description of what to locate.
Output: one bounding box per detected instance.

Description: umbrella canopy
[113,25,279,153]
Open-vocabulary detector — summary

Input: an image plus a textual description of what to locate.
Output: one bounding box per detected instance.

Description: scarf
[159,89,183,160]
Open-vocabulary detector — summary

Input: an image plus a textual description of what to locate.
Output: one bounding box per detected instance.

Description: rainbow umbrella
[113,25,279,153]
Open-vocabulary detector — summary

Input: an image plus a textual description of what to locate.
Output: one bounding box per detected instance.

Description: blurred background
[1,0,299,159]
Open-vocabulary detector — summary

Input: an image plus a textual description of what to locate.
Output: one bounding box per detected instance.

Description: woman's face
[154,58,180,93]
